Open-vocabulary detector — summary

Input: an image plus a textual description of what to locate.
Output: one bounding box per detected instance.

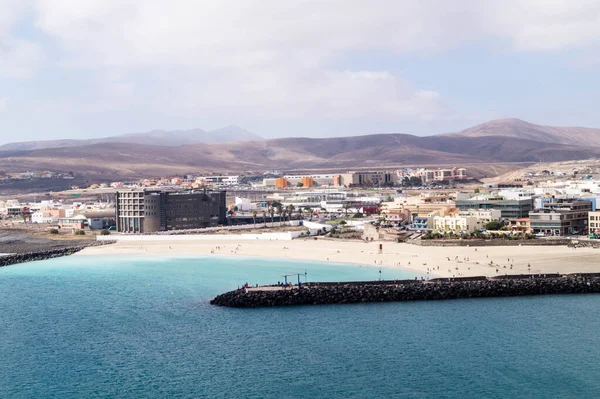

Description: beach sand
[76,238,600,279]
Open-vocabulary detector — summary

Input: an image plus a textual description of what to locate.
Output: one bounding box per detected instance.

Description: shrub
[49,228,59,235]
[485,221,503,231]
[100,229,111,235]
[74,229,86,235]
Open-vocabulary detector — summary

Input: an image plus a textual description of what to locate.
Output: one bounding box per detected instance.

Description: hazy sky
[1,0,600,144]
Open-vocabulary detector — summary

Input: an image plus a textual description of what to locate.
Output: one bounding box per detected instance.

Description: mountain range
[1,118,600,180]
[0,125,262,151]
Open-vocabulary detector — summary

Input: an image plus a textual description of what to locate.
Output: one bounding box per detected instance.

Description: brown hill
[0,125,262,151]
[2,131,600,179]
[449,118,600,147]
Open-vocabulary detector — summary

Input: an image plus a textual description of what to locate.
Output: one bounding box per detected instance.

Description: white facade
[235,197,257,211]
[457,209,501,224]
[31,212,58,224]
[198,175,240,186]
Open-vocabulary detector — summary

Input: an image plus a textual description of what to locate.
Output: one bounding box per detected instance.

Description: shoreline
[76,245,433,278]
[76,238,600,278]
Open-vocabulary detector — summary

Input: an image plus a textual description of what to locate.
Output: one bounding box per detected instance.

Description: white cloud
[0,38,44,78]
[1,1,599,129]
[485,0,600,51]
[0,0,42,78]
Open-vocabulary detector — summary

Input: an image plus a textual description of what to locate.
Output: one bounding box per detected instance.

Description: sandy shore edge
[74,238,600,278]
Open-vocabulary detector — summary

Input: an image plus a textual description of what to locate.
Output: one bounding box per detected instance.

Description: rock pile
[0,240,116,267]
[211,275,600,308]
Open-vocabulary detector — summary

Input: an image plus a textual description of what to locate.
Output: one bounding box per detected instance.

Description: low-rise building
[588,211,600,235]
[455,198,533,219]
[83,210,115,230]
[457,209,502,227]
[197,175,240,187]
[58,214,87,230]
[432,215,478,234]
[509,218,531,233]
[32,212,59,224]
[529,199,591,236]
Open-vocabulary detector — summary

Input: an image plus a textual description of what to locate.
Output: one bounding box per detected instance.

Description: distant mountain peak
[0,125,262,151]
[453,118,600,147]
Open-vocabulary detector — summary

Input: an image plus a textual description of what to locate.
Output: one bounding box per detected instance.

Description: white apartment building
[197,175,240,186]
[31,212,59,224]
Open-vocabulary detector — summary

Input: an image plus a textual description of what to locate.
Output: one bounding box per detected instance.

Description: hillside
[449,118,600,147]
[2,130,600,179]
[0,125,262,151]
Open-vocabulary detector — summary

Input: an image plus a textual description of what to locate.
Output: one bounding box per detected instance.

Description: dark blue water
[1,255,599,398]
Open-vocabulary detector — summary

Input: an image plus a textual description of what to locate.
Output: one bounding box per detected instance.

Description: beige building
[456,209,501,229]
[432,215,478,234]
[589,211,600,235]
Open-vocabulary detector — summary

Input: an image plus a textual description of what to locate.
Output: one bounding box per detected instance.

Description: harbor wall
[414,239,572,247]
[211,275,600,307]
[0,241,115,267]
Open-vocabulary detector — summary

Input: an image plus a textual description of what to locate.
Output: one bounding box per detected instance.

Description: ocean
[1,255,600,398]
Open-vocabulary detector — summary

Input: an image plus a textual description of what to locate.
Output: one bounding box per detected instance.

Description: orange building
[275,177,289,189]
[301,177,314,188]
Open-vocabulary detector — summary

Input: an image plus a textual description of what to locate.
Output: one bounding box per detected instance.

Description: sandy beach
[75,238,600,279]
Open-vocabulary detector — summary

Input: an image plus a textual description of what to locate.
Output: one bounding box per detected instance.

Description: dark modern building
[116,189,226,233]
[529,199,591,236]
[455,198,533,219]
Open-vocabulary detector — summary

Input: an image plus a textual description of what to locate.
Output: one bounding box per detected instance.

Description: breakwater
[210,274,600,307]
[0,241,116,267]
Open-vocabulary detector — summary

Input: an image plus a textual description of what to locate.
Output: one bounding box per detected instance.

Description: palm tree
[275,204,283,226]
[252,210,257,228]
[304,207,312,221]
[343,203,350,218]
[262,210,267,227]
[281,209,287,227]
[269,207,275,226]
[287,204,295,225]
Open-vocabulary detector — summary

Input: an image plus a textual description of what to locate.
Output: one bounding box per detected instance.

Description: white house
[31,212,59,224]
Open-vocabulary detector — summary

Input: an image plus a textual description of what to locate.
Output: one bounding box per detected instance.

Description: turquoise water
[1,255,600,398]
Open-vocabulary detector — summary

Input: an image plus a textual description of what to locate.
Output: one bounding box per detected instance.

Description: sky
[1,0,600,144]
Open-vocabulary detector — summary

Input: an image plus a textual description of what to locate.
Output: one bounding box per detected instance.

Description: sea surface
[1,255,600,398]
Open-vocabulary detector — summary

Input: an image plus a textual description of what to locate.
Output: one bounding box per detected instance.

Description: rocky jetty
[0,241,116,267]
[211,274,600,308]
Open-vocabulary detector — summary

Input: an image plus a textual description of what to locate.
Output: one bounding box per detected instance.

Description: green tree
[485,220,503,231]
[252,210,257,228]
[342,203,351,217]
[296,182,304,187]
[402,176,422,187]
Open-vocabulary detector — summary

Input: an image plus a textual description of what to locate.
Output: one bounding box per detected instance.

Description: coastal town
[4,164,600,238]
[5,163,600,279]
